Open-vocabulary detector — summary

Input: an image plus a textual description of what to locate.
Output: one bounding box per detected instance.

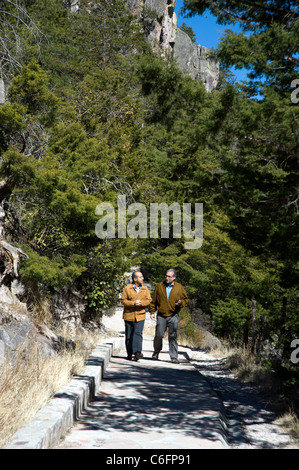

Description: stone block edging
[5,336,125,449]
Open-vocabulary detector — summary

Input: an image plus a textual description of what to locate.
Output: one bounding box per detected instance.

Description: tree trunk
[243,322,249,350]
[251,296,257,355]
[0,178,28,284]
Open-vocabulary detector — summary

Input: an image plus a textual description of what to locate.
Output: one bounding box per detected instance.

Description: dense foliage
[0,0,298,363]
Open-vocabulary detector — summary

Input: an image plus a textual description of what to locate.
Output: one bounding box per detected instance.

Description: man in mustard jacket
[150,269,188,363]
[121,271,151,361]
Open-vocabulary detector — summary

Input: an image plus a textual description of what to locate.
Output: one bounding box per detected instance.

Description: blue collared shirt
[133,284,141,294]
[166,283,174,300]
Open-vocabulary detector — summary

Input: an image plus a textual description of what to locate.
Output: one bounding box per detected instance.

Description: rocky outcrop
[63,1,219,91]
[173,28,219,92]
[63,0,80,13]
[141,0,177,56]
[197,328,223,351]
[0,284,77,364]
[51,287,86,325]
[127,0,219,91]
[0,285,50,363]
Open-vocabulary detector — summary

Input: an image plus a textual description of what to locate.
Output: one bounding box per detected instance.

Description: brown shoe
[134,352,143,361]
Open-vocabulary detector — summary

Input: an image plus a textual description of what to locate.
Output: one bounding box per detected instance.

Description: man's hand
[175,298,181,306]
[150,313,156,321]
[135,299,142,306]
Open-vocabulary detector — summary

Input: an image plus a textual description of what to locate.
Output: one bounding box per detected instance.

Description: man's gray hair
[166,268,176,277]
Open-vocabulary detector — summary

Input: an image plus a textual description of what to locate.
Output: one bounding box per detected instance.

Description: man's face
[165,271,175,285]
[133,272,144,286]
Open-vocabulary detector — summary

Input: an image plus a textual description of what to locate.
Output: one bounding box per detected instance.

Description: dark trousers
[125,319,145,356]
[153,314,178,359]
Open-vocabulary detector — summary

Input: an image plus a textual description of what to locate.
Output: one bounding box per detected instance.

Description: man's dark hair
[132,271,140,282]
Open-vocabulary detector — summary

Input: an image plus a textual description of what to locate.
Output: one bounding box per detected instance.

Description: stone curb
[184,348,230,447]
[5,336,125,449]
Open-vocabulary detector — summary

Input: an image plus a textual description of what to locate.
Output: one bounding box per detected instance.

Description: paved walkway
[54,310,229,449]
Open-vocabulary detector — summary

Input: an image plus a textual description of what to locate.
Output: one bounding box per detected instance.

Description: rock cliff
[173,28,219,92]
[64,1,219,91]
[127,0,219,91]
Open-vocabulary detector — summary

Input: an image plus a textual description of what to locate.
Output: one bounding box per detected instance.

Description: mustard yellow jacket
[121,284,152,322]
[149,281,188,317]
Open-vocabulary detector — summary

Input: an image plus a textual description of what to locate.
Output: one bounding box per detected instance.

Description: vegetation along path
[54,309,298,450]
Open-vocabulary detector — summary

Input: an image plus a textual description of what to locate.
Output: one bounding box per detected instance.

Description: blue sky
[175,0,233,49]
[174,0,247,82]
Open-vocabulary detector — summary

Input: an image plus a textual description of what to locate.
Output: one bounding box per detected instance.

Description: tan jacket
[149,281,188,317]
[121,284,152,322]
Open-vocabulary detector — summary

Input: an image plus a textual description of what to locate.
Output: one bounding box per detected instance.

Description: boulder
[198,329,222,351]
[0,285,73,363]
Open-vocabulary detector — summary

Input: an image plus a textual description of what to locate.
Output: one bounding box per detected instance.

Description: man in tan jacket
[121,271,151,361]
[150,269,188,363]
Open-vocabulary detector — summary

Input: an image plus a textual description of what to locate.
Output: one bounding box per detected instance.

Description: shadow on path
[73,348,227,446]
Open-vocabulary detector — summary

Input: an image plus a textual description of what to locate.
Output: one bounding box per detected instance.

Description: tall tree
[182,0,299,95]
[176,0,299,352]
[0,0,146,319]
